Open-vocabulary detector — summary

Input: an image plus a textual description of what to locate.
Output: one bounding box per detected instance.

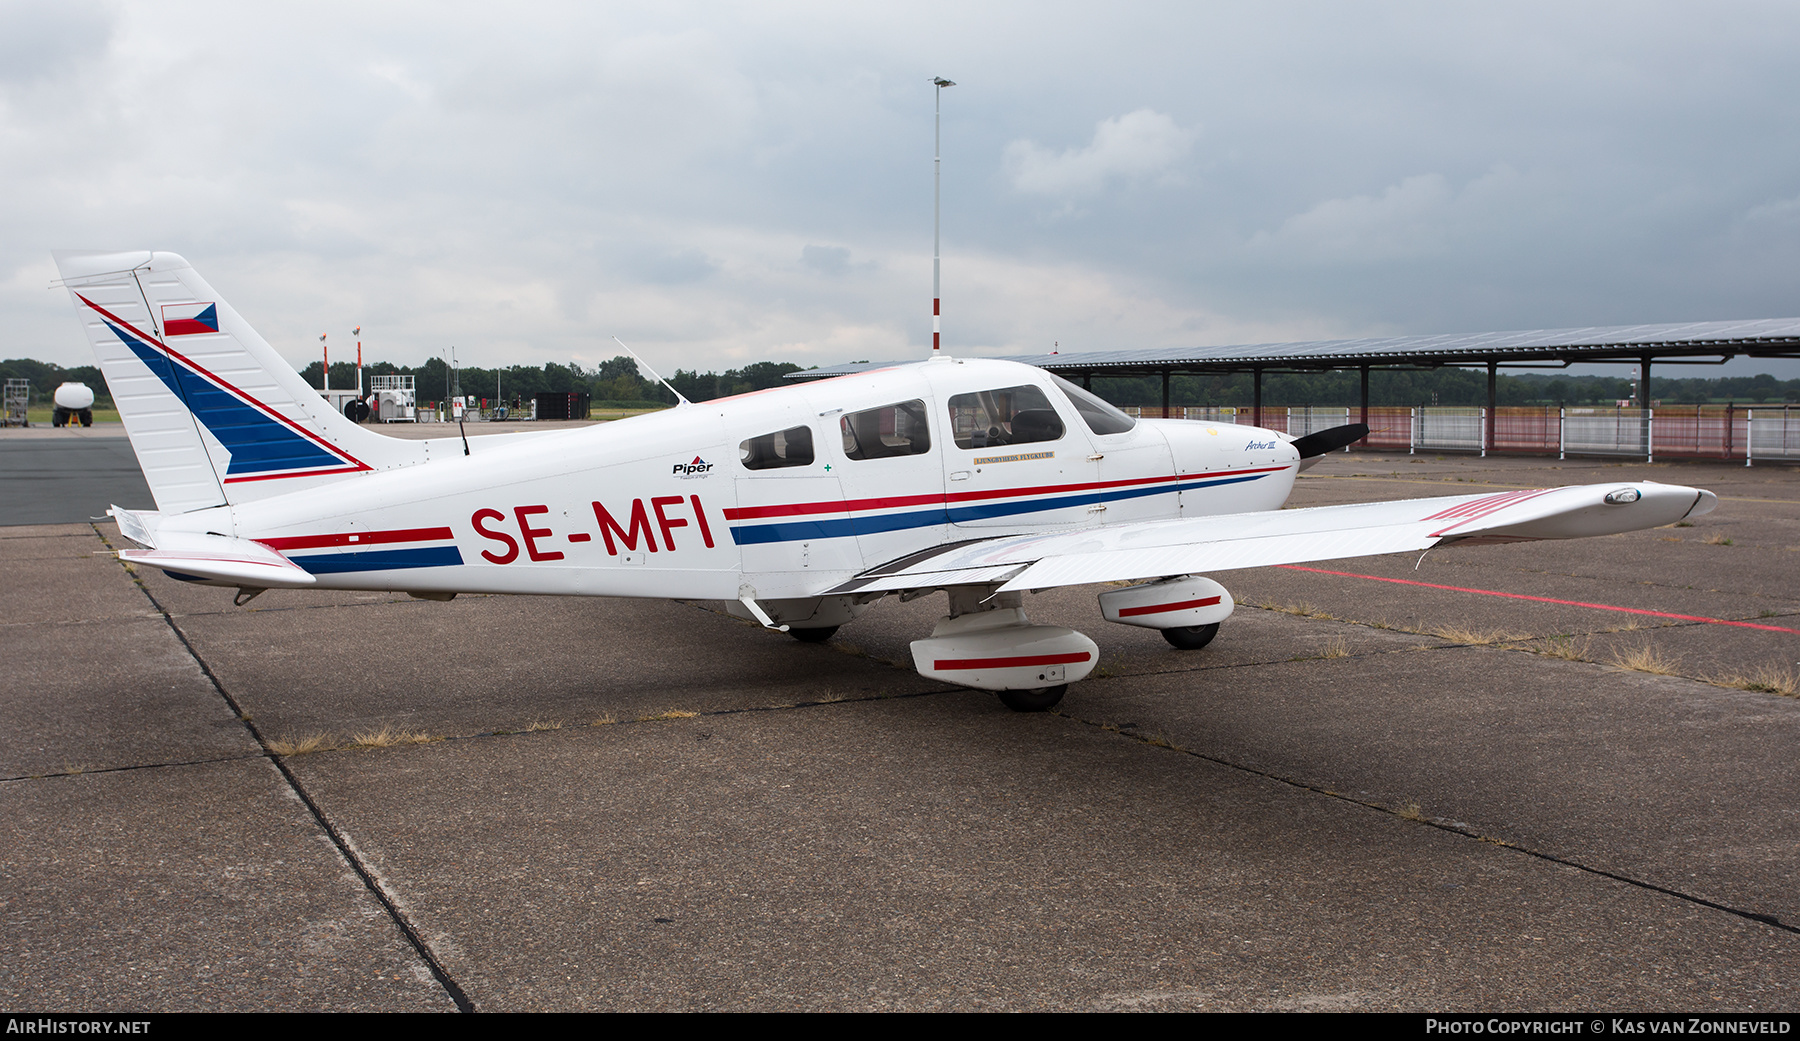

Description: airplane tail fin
[53,251,424,514]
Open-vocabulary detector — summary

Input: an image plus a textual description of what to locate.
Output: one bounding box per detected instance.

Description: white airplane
[55,250,1718,710]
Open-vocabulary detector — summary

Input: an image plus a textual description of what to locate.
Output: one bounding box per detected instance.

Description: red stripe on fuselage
[721,465,1290,521]
[258,526,454,551]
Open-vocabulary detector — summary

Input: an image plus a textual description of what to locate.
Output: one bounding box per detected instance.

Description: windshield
[1049,374,1136,435]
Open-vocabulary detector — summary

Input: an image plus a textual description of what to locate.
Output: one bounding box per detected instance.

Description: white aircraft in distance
[56,251,1717,711]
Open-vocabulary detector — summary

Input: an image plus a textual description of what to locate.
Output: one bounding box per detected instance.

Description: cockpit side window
[840,399,932,460]
[947,385,1065,450]
[1050,374,1137,435]
[739,425,815,471]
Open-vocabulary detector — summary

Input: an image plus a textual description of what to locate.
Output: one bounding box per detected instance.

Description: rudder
[54,251,425,513]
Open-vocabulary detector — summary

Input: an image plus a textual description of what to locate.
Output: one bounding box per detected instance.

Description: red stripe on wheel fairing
[933,651,1093,671]
[1117,595,1222,618]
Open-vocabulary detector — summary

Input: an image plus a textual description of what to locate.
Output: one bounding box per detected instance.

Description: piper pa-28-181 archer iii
[56,250,1718,711]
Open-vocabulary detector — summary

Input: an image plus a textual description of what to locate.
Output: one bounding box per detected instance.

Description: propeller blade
[1289,423,1369,458]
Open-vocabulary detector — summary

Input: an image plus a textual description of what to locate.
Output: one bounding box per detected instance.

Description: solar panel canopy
[788,317,1800,380]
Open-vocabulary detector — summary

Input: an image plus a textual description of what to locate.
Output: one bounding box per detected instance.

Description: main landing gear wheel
[788,625,838,643]
[998,684,1067,713]
[1161,623,1220,650]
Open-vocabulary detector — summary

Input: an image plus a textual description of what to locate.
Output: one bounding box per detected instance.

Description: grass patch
[1675,521,1694,528]
[1609,643,1682,676]
[1702,533,1734,546]
[346,726,439,749]
[268,733,334,756]
[1537,635,1591,661]
[639,710,700,721]
[1713,664,1800,697]
[24,406,123,425]
[1319,636,1351,658]
[1398,803,1425,821]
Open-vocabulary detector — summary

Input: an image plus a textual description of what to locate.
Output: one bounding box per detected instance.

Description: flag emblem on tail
[161,302,219,336]
[81,294,368,482]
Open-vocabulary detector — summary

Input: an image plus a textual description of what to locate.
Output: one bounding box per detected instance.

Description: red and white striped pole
[933,76,955,353]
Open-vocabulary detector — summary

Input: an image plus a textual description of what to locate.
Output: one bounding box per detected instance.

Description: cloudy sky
[7,1,1800,379]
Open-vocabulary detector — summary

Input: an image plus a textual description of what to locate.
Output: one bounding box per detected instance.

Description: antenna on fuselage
[450,345,470,456]
[612,336,692,407]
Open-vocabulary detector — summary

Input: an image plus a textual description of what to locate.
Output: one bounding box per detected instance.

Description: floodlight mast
[933,76,955,354]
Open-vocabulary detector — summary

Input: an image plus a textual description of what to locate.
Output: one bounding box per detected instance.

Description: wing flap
[825,563,1028,596]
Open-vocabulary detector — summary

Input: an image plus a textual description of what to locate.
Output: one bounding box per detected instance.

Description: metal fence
[1749,408,1800,462]
[1128,403,1799,464]
[1415,407,1485,453]
[1286,406,1351,438]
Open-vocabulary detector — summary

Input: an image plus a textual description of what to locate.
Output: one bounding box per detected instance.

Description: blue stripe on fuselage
[727,472,1271,545]
[289,546,465,574]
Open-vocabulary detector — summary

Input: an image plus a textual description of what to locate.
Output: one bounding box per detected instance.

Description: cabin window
[840,399,932,460]
[740,425,815,470]
[947,385,1065,450]
[1050,374,1137,435]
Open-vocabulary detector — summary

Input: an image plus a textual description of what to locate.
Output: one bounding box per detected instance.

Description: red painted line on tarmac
[1275,565,1800,635]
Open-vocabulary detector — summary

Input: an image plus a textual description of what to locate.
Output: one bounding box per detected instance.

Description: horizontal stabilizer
[118,530,316,588]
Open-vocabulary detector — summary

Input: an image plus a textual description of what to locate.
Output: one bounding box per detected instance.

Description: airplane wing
[824,481,1716,596]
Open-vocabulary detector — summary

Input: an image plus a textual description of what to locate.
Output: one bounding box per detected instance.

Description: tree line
[4,354,1796,413]
[296,356,807,408]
